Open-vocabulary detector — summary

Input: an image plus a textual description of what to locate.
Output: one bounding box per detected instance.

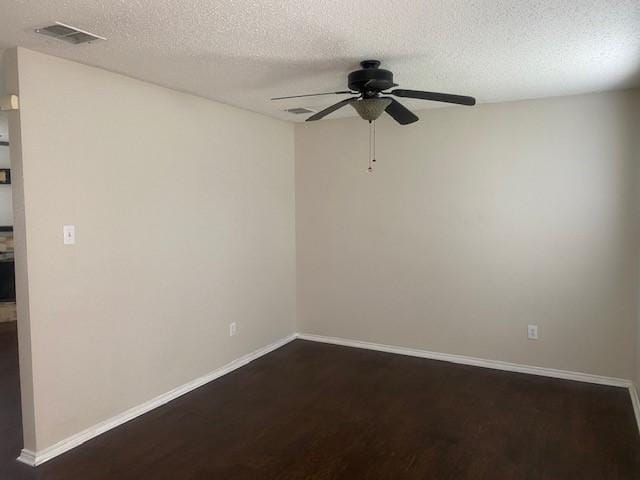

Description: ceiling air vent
[285,107,316,115]
[35,22,106,44]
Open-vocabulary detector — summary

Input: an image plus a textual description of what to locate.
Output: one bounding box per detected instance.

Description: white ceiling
[0,0,639,122]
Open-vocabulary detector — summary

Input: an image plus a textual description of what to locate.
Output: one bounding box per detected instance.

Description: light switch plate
[63,225,75,245]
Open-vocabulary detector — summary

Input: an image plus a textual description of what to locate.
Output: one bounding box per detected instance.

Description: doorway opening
[0,107,22,470]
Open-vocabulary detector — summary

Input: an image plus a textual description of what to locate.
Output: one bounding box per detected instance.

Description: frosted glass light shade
[350,98,392,121]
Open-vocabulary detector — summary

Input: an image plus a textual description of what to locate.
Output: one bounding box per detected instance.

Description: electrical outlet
[527,324,538,340]
[229,322,237,337]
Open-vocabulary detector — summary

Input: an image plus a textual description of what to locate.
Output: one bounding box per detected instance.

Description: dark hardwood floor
[1,323,639,479]
[1,321,25,480]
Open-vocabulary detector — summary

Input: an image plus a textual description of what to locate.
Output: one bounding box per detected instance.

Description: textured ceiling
[0,0,639,122]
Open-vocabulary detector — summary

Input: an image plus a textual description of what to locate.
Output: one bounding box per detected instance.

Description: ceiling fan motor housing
[348,60,394,96]
[273,58,475,125]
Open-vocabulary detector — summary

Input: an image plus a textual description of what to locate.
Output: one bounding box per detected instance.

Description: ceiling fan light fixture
[350,98,392,121]
[272,60,476,125]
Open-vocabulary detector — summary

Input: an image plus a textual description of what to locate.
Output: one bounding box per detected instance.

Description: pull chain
[368,121,373,172]
[372,120,376,164]
[368,120,377,173]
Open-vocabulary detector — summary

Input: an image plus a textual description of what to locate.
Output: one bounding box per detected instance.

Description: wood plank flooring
[1,322,639,479]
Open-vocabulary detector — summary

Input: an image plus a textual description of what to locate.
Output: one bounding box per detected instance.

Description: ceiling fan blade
[364,79,398,91]
[385,99,419,125]
[271,91,354,100]
[390,89,476,106]
[306,98,357,121]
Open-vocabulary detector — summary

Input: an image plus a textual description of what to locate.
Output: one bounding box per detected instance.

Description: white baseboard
[16,449,36,466]
[630,384,640,434]
[18,333,297,467]
[296,333,632,388]
[17,331,640,468]
[298,333,640,434]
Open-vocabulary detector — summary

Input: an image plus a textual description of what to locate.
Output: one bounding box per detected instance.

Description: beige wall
[296,90,640,380]
[6,46,640,456]
[8,48,296,452]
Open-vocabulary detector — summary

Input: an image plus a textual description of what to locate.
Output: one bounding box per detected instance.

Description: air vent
[35,22,106,44]
[285,107,316,114]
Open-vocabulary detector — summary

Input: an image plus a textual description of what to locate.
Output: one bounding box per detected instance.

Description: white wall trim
[17,333,297,467]
[18,332,640,468]
[630,384,640,434]
[16,449,36,466]
[296,333,633,388]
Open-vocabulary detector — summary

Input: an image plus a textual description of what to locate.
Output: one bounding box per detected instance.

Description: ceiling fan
[271,60,476,125]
